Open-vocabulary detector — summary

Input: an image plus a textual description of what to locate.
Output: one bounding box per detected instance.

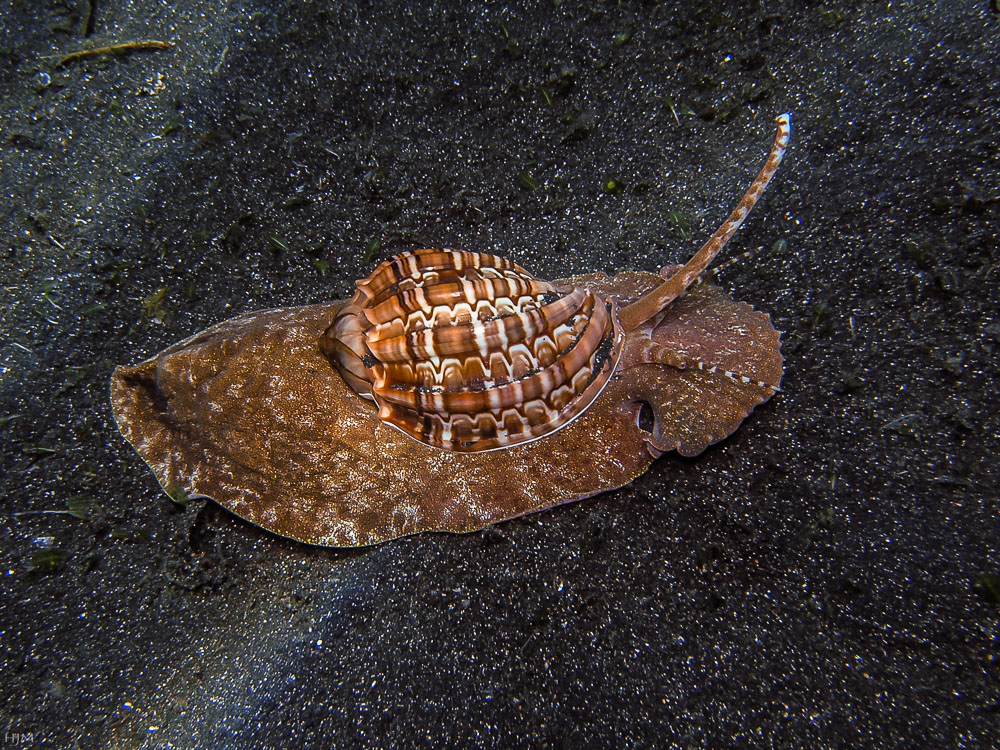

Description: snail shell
[320,249,625,452]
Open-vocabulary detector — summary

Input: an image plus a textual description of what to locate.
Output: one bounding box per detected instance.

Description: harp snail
[320,114,791,453]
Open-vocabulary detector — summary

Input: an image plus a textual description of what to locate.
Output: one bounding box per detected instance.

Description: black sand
[2,1,997,747]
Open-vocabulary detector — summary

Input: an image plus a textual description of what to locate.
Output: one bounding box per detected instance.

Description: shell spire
[321,249,624,452]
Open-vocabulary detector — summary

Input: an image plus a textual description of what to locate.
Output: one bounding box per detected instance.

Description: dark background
[2,1,998,747]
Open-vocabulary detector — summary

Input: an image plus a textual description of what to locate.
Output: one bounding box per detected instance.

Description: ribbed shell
[321,249,624,452]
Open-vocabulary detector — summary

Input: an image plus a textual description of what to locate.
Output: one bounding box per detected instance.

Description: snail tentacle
[618,113,791,332]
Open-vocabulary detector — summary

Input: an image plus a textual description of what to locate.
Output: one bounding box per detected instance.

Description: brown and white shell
[109,115,791,547]
[320,249,624,452]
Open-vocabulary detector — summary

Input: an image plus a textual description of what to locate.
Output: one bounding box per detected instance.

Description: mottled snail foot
[110,300,656,546]
[616,281,782,458]
[658,263,683,280]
